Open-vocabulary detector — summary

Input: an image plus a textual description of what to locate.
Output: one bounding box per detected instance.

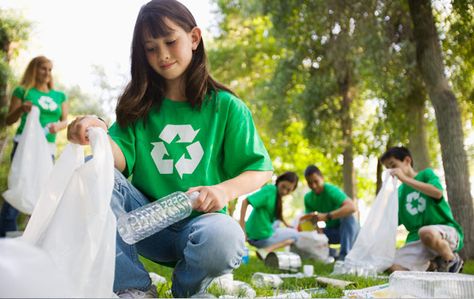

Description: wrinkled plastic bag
[3,106,53,214]
[0,238,79,298]
[343,171,398,273]
[22,127,116,298]
[290,231,329,262]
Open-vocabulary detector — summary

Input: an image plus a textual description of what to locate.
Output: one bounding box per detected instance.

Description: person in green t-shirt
[300,165,359,260]
[380,146,464,273]
[0,56,68,238]
[66,1,273,297]
[240,172,300,260]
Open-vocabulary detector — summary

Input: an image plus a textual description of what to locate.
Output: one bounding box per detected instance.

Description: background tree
[408,0,474,258]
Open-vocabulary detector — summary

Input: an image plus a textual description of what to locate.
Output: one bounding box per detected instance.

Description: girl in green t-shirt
[240,172,300,260]
[0,56,68,237]
[66,0,273,297]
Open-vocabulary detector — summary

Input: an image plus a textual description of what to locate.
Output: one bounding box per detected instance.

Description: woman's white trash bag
[3,106,53,214]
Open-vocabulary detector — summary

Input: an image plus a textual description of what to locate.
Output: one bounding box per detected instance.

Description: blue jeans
[0,142,20,237]
[111,169,245,297]
[248,227,299,248]
[323,215,359,259]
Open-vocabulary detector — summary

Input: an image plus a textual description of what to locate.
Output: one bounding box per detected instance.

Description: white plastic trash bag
[3,106,53,214]
[0,238,80,298]
[290,231,329,262]
[344,171,398,273]
[22,127,116,298]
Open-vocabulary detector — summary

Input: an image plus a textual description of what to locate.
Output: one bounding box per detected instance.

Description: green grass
[141,248,474,298]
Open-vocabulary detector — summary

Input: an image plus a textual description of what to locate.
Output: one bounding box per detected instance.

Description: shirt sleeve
[247,185,270,209]
[328,184,348,207]
[221,94,273,178]
[108,122,136,177]
[12,86,26,100]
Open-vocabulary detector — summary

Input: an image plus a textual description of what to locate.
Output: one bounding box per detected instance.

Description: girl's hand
[67,116,108,145]
[48,122,61,134]
[187,185,229,213]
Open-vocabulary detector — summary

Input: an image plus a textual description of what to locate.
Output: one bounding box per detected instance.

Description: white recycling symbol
[38,96,58,111]
[405,192,426,216]
[150,124,203,179]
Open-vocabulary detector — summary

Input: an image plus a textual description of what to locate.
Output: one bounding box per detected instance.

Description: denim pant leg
[0,202,20,237]
[110,169,153,292]
[248,227,299,249]
[338,215,359,258]
[137,213,245,297]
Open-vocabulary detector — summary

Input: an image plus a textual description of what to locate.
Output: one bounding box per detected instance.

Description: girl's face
[144,18,201,84]
[36,61,52,85]
[277,180,296,197]
[305,173,324,194]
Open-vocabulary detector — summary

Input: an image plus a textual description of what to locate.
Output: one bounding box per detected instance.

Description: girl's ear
[190,27,202,50]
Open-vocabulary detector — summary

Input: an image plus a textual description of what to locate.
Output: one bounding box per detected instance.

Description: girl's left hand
[48,123,60,134]
[187,185,229,213]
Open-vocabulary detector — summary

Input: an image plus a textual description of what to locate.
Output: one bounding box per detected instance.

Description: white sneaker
[116,285,158,298]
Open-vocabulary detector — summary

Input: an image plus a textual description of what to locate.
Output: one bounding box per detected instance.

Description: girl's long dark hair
[275,171,299,221]
[116,0,233,127]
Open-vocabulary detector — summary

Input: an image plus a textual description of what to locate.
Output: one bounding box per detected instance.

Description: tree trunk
[339,72,355,200]
[408,0,474,258]
[407,98,430,171]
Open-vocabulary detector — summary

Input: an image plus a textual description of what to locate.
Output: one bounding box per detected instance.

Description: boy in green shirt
[300,165,359,260]
[381,146,464,273]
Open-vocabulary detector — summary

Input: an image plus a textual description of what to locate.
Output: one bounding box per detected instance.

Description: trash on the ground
[277,272,305,278]
[343,283,392,299]
[251,272,284,288]
[303,264,314,277]
[210,273,256,298]
[268,290,311,299]
[331,260,378,277]
[290,231,329,262]
[387,271,474,298]
[265,251,302,272]
[149,272,166,285]
[316,276,355,289]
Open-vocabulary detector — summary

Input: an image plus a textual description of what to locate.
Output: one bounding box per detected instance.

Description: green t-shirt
[13,86,67,143]
[398,168,464,251]
[245,184,277,240]
[304,183,348,228]
[109,90,273,218]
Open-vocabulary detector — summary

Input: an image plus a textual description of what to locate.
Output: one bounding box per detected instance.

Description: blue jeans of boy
[323,215,359,259]
[111,169,245,297]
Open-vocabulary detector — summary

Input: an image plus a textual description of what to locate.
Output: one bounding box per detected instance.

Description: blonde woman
[0,56,68,237]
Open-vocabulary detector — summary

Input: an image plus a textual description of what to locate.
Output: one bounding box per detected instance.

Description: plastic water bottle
[242,247,250,264]
[117,191,199,245]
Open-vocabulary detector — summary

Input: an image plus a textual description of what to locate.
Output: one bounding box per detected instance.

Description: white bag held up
[3,106,53,214]
[344,171,398,273]
[22,128,116,298]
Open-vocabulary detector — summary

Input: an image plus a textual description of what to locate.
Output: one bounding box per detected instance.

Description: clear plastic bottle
[117,191,199,245]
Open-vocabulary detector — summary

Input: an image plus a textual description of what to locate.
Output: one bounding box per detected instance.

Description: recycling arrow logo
[405,192,426,215]
[38,96,58,111]
[150,124,203,178]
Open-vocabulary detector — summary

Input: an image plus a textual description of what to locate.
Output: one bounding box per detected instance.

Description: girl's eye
[146,47,156,53]
[166,40,176,45]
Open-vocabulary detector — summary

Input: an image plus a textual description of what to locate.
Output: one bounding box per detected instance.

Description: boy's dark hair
[380,146,414,167]
[304,165,323,177]
[116,0,234,127]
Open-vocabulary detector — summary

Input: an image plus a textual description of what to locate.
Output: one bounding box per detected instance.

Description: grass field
[141,248,474,298]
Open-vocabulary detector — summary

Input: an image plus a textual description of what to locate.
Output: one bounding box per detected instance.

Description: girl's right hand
[67,116,108,145]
